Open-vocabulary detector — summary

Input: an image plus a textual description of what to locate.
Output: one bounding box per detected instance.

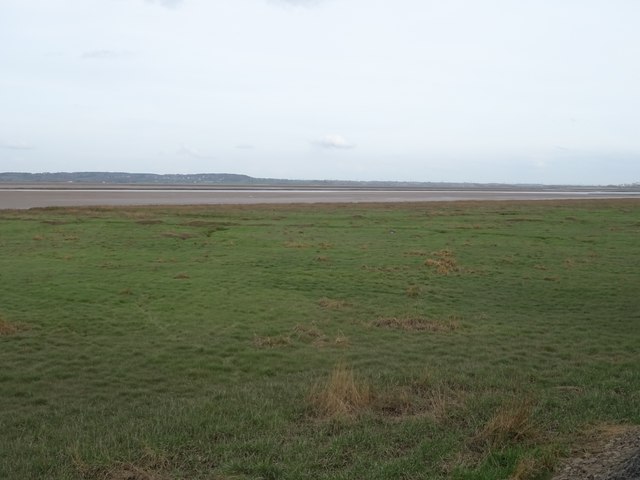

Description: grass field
[1,200,639,479]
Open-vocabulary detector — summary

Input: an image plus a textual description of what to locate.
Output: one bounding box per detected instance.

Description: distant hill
[0,171,255,185]
[0,171,636,190]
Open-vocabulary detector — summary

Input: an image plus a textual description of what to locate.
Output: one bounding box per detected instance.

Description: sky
[1,0,639,185]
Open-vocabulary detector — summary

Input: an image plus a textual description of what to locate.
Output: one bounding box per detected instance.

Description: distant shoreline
[1,182,638,192]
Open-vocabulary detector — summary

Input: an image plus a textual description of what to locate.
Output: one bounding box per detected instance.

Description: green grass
[0,200,638,479]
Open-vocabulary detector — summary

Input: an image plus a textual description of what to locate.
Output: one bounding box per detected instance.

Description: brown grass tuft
[333,332,349,347]
[372,315,460,332]
[405,285,422,298]
[474,398,537,449]
[73,446,170,480]
[252,334,292,348]
[283,241,311,248]
[293,324,325,341]
[102,464,166,480]
[374,382,463,422]
[510,455,542,480]
[425,249,459,274]
[318,297,350,310]
[308,363,372,418]
[0,317,26,336]
[173,272,190,279]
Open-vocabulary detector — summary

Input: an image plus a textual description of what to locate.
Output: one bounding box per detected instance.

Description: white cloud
[313,134,355,150]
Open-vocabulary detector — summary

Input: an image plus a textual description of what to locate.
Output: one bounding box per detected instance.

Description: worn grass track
[0,200,638,479]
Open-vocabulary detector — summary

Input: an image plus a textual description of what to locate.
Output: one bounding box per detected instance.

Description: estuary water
[1,187,639,210]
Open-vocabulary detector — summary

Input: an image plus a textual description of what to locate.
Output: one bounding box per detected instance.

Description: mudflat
[1,185,639,209]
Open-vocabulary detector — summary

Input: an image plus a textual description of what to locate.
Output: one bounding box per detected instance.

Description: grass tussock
[308,363,372,419]
[173,272,190,280]
[252,334,292,348]
[425,249,459,274]
[372,315,461,332]
[474,398,537,450]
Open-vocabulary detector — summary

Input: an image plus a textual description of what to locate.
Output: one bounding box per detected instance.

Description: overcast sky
[1,0,639,184]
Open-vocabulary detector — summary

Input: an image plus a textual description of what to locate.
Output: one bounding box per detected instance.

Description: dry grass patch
[374,381,464,423]
[372,315,461,332]
[0,316,27,336]
[425,249,459,275]
[283,241,311,248]
[405,284,422,298]
[293,324,349,348]
[293,323,325,341]
[308,363,372,419]
[100,464,167,480]
[317,297,350,310]
[510,454,551,480]
[293,324,327,347]
[252,334,292,348]
[173,272,190,279]
[333,332,349,347]
[473,397,537,450]
[73,448,170,480]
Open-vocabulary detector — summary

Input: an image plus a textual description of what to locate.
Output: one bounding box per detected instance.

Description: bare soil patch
[552,425,640,480]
